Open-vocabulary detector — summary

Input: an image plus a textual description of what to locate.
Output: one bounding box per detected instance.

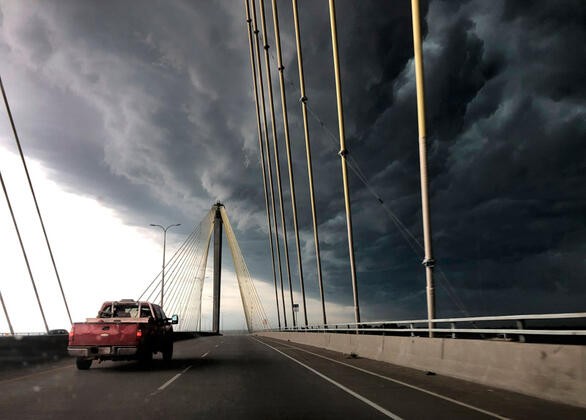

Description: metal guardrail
[269,312,586,343]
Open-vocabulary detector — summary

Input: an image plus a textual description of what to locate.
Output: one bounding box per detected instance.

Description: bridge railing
[271,312,586,344]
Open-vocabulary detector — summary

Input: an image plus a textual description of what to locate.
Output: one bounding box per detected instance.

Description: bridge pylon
[212,202,224,334]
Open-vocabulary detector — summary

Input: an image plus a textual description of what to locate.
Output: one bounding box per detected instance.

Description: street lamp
[150,223,181,310]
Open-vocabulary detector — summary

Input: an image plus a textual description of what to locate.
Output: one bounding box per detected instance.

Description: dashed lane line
[150,365,192,396]
[150,349,210,397]
[252,337,403,420]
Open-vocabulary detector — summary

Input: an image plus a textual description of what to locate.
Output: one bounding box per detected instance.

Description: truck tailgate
[70,321,142,346]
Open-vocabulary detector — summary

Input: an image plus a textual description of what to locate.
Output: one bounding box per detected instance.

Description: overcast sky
[0,0,584,332]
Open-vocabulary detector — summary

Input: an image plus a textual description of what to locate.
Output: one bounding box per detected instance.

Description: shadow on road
[85,357,216,372]
[84,352,271,372]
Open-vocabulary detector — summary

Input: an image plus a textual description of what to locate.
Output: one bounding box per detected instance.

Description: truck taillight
[69,330,74,338]
[136,329,142,338]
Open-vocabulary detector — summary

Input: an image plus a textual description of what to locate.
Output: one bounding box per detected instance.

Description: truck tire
[138,348,153,365]
[163,342,173,362]
[76,358,92,370]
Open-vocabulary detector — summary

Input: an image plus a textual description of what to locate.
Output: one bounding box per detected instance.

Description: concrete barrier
[0,335,69,370]
[256,331,586,408]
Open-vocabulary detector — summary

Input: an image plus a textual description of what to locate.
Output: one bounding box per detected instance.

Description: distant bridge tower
[139,202,268,333]
[212,202,223,334]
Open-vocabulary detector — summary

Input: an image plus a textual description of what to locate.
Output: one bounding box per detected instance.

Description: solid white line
[158,365,192,391]
[266,338,509,420]
[252,337,403,420]
[201,351,210,358]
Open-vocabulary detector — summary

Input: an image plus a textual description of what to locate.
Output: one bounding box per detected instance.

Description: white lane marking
[157,365,192,392]
[252,337,403,420]
[201,351,210,358]
[266,338,509,420]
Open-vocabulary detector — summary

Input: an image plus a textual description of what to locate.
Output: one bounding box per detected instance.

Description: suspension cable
[162,222,206,307]
[251,0,287,328]
[0,170,49,332]
[244,0,281,329]
[138,215,205,301]
[291,0,327,326]
[221,207,270,331]
[168,238,203,314]
[0,289,14,335]
[270,0,306,327]
[258,0,294,326]
[258,19,468,317]
[0,75,72,325]
[179,228,212,330]
[328,0,361,324]
[165,220,210,315]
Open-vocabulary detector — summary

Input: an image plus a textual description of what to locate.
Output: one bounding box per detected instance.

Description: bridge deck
[0,335,583,419]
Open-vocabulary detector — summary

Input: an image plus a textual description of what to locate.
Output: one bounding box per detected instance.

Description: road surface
[0,335,583,419]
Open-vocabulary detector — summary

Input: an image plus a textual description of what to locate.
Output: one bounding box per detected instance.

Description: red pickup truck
[68,299,178,370]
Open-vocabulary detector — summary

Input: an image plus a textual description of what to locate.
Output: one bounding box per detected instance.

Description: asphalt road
[0,335,584,419]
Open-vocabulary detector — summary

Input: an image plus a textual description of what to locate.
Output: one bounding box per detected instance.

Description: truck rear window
[99,303,140,318]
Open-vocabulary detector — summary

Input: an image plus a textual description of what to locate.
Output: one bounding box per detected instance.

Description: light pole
[150,223,181,310]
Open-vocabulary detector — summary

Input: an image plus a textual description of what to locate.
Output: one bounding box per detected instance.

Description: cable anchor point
[422,258,435,268]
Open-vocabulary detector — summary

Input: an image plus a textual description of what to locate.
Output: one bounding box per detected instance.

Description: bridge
[1,0,585,418]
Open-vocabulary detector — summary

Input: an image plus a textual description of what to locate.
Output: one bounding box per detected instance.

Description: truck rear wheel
[163,342,173,362]
[76,358,92,370]
[138,348,153,365]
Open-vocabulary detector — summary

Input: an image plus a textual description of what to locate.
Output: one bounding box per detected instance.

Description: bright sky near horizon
[0,144,352,333]
[0,144,180,332]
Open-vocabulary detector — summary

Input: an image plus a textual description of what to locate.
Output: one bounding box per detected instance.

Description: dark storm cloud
[0,0,264,223]
[500,0,586,103]
[322,0,585,318]
[0,0,584,322]
[264,0,585,319]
